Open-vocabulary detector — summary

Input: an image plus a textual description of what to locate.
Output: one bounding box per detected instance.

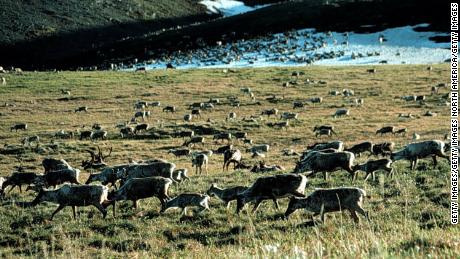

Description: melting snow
[199,0,267,16]
[127,24,449,70]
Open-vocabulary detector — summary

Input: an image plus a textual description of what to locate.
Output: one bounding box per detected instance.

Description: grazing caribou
[106,176,172,216]
[236,174,307,214]
[294,151,355,180]
[31,184,109,220]
[352,158,393,182]
[10,123,27,132]
[207,184,248,209]
[391,140,450,170]
[161,193,210,216]
[285,187,369,223]
[223,149,242,171]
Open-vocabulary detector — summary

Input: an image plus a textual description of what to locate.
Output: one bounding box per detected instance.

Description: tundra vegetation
[0,65,455,257]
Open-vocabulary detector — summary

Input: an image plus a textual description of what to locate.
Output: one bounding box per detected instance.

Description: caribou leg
[251,199,262,213]
[349,210,360,223]
[432,155,438,167]
[388,168,395,179]
[354,206,370,222]
[364,172,371,181]
[8,185,16,194]
[72,206,77,219]
[272,198,279,210]
[50,205,66,220]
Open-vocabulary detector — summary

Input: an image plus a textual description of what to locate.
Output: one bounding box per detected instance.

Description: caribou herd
[0,70,451,226]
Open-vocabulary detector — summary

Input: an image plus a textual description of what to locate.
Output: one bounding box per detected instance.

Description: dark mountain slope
[0,0,449,70]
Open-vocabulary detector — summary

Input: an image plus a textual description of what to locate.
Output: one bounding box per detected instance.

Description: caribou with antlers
[81,146,112,170]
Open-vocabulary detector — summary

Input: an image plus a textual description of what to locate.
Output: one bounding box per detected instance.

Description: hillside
[0,0,449,70]
[0,0,211,45]
[69,0,449,70]
[0,0,215,69]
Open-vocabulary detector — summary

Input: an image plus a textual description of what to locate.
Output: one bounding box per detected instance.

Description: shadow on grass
[274,220,317,232]
[164,224,248,247]
[88,238,150,252]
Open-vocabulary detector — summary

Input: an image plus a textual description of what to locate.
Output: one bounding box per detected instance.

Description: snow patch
[126,24,450,70]
[200,0,267,16]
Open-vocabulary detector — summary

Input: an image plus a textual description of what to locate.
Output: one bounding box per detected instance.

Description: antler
[14,155,23,163]
[86,149,96,164]
[102,147,112,160]
[97,146,102,161]
[13,155,24,171]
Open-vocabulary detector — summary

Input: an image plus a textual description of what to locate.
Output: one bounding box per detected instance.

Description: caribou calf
[160,193,210,216]
[352,158,393,182]
[207,184,247,208]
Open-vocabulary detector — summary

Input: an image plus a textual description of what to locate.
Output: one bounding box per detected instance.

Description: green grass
[0,64,456,257]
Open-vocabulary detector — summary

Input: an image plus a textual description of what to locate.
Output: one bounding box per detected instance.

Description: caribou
[81,146,112,170]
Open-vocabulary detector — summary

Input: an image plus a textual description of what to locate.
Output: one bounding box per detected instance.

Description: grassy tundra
[0,65,456,257]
